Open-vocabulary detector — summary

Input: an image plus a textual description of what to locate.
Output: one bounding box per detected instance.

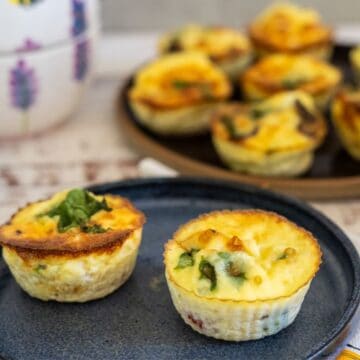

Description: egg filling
[242,54,341,109]
[164,210,321,341]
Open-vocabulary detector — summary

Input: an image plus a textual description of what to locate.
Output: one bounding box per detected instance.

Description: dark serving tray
[0,178,359,359]
[118,45,360,200]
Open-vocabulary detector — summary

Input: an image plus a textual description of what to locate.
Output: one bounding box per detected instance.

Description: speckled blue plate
[0,178,359,360]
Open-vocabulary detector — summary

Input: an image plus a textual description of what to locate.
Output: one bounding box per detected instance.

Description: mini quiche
[332,88,360,160]
[159,24,253,80]
[211,91,327,176]
[350,46,360,86]
[0,189,145,302]
[128,52,231,136]
[241,54,342,109]
[164,210,321,341]
[248,3,333,59]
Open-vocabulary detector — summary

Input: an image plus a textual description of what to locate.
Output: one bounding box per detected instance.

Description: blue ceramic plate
[0,178,359,360]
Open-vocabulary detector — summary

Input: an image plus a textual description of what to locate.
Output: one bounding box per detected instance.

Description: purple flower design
[71,0,87,37]
[73,39,89,82]
[9,59,38,131]
[15,38,42,53]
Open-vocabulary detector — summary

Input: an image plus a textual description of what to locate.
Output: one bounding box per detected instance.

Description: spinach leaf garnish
[172,80,213,100]
[249,107,269,119]
[199,258,217,291]
[45,189,112,233]
[34,264,47,274]
[175,249,198,269]
[221,115,258,140]
[226,261,247,285]
[282,77,306,90]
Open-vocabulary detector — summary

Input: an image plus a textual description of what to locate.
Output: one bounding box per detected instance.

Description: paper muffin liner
[166,271,311,341]
[212,137,314,176]
[3,228,142,302]
[130,100,223,136]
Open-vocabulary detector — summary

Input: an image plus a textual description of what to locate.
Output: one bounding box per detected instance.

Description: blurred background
[101,0,360,31]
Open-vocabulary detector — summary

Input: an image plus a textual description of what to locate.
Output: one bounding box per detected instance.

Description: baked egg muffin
[350,46,360,86]
[249,3,333,59]
[128,52,231,136]
[332,88,360,160]
[241,54,342,109]
[159,24,253,80]
[164,210,321,341]
[211,91,327,176]
[0,189,145,302]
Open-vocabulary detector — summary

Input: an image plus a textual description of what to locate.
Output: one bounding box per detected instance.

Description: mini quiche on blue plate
[211,91,327,176]
[248,3,333,59]
[0,189,145,302]
[164,209,322,341]
[128,52,232,136]
[159,24,253,80]
[241,54,342,109]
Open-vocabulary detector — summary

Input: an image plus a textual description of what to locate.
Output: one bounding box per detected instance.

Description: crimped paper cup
[130,100,223,136]
[166,271,311,341]
[212,137,314,176]
[3,228,142,302]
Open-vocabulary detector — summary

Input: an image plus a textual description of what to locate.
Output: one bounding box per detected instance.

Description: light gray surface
[101,0,360,31]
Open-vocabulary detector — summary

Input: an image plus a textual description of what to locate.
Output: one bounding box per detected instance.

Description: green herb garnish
[249,107,269,119]
[172,80,213,100]
[282,77,306,90]
[175,249,198,269]
[45,189,112,233]
[34,264,47,274]
[199,258,217,291]
[81,224,109,234]
[218,252,230,260]
[221,115,257,140]
[226,261,247,285]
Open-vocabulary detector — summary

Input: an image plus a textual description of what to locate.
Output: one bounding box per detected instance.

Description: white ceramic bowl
[0,29,98,139]
[0,0,99,54]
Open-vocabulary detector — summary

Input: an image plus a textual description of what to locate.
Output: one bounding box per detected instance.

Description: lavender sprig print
[16,38,42,53]
[74,39,89,82]
[71,0,87,37]
[9,59,38,132]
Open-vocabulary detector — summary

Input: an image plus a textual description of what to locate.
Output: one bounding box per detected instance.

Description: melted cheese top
[165,210,321,301]
[129,53,231,109]
[212,91,326,151]
[159,24,251,61]
[0,190,144,250]
[243,54,341,95]
[250,3,332,51]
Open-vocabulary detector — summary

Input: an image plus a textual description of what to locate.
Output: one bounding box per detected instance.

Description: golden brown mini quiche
[242,54,342,109]
[249,3,333,59]
[332,88,360,160]
[128,52,231,136]
[350,46,360,86]
[0,189,145,302]
[211,91,327,176]
[164,210,321,341]
[159,24,253,80]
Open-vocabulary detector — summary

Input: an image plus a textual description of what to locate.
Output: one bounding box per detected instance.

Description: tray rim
[87,177,360,359]
[117,45,360,200]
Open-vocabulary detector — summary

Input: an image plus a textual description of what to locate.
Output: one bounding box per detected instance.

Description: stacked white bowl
[0,0,100,139]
